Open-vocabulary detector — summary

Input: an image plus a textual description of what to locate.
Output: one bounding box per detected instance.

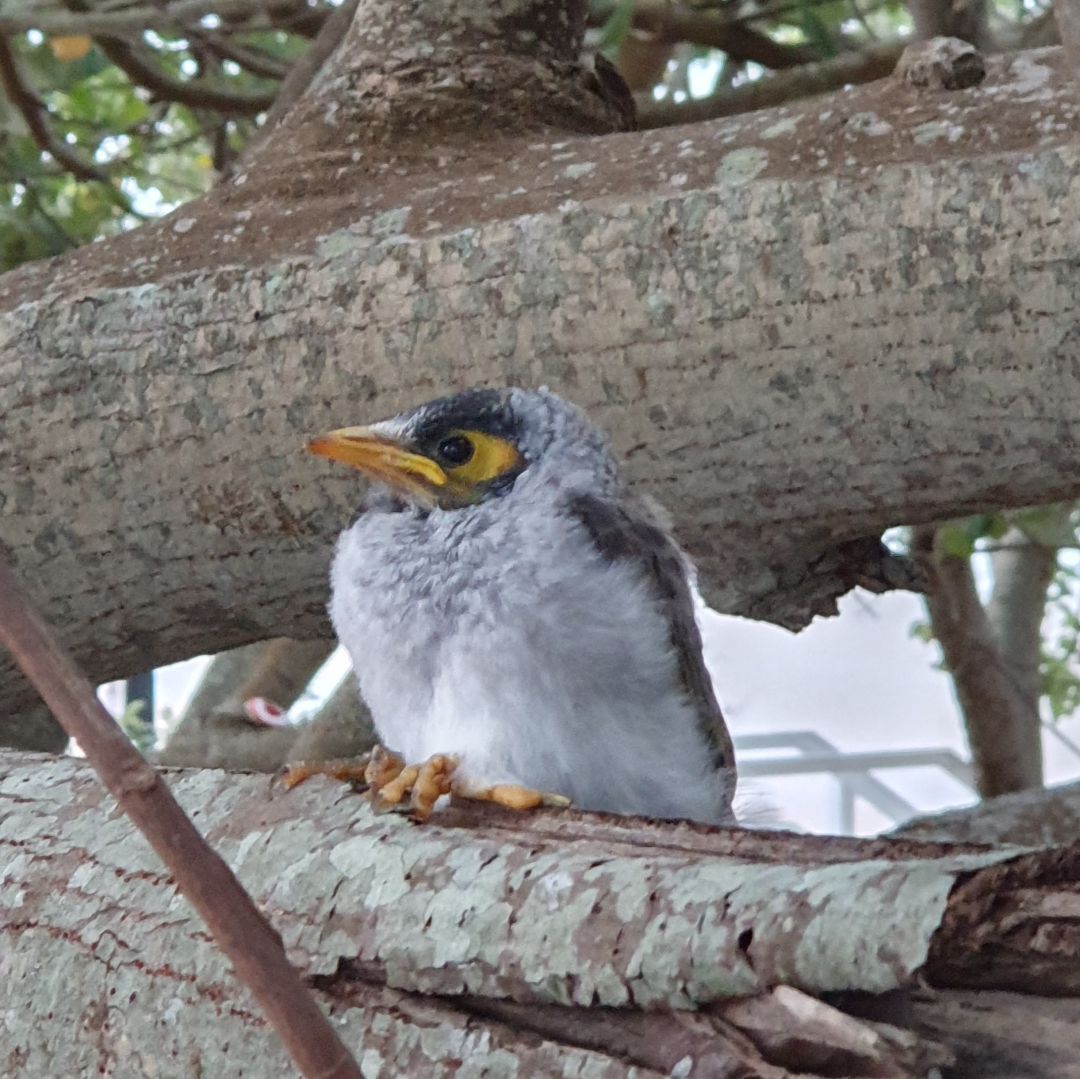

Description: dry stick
[0,564,362,1079]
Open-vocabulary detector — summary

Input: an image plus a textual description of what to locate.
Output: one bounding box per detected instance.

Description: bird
[301,387,737,824]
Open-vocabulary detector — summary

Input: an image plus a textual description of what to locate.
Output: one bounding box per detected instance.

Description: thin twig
[93,34,277,115]
[259,0,358,130]
[0,563,363,1079]
[0,31,111,184]
[0,1,333,37]
[188,28,292,80]
[637,39,903,128]
[142,0,292,81]
[19,181,81,250]
[623,2,821,68]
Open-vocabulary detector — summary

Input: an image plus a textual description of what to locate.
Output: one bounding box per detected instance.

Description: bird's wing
[568,492,735,774]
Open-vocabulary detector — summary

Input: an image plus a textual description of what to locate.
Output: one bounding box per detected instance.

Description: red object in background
[244,696,289,727]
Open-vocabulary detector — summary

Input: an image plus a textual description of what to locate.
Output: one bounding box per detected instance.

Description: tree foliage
[0,2,313,269]
[0,0,1056,273]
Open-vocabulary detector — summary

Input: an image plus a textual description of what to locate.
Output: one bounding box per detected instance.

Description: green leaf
[938,525,975,559]
[1013,504,1078,547]
[598,0,636,53]
[118,700,155,753]
[984,512,1009,540]
[798,1,839,58]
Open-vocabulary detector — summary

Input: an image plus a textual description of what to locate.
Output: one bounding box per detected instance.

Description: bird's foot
[277,746,447,819]
[369,746,572,820]
[283,744,570,821]
[278,754,373,790]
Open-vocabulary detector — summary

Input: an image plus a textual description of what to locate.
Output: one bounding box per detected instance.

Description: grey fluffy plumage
[324,387,736,824]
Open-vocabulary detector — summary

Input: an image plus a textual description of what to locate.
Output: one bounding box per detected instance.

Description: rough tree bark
[3,754,1079,1077]
[2,702,65,752]
[636,41,906,128]
[895,777,1080,845]
[1,6,1079,718]
[1054,0,1080,60]
[0,568,363,1079]
[907,0,991,48]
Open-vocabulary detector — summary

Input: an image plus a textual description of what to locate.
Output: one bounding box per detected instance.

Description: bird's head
[308,387,616,510]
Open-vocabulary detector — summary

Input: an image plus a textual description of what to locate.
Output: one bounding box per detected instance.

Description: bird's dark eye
[437,435,474,466]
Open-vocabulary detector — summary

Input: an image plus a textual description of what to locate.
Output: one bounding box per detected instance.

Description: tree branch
[986,520,1064,746]
[637,40,903,128]
[1,39,1079,710]
[177,26,292,80]
[912,527,1042,797]
[257,0,359,132]
[626,1,821,68]
[0,32,111,184]
[0,564,362,1079]
[0,0,333,37]
[156,637,334,768]
[1055,0,1080,66]
[3,754,1080,1009]
[906,0,991,47]
[91,33,277,115]
[895,778,1080,846]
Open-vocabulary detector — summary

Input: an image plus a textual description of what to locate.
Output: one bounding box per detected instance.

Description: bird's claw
[367,749,457,821]
[452,781,572,812]
[283,744,571,821]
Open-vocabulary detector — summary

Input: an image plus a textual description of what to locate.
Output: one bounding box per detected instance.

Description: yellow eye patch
[438,430,523,488]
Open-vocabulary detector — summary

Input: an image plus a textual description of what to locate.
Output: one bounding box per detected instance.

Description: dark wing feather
[569,492,735,774]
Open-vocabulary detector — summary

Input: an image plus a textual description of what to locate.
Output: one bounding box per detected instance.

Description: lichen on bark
[2,755,1078,1075]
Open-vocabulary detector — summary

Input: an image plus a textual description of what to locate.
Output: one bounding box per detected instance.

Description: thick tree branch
[287,673,375,762]
[907,0,990,47]
[1055,0,1080,57]
[258,0,359,132]
[1,701,66,751]
[986,521,1063,741]
[910,510,1066,805]
[1,40,1078,712]
[154,671,373,772]
[2,753,1079,1073]
[0,566,362,1079]
[895,778,1080,846]
[155,637,333,768]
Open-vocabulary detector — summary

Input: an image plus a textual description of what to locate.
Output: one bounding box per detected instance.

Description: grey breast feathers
[567,491,735,774]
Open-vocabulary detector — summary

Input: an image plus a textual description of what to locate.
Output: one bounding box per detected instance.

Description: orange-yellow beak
[307,426,448,500]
